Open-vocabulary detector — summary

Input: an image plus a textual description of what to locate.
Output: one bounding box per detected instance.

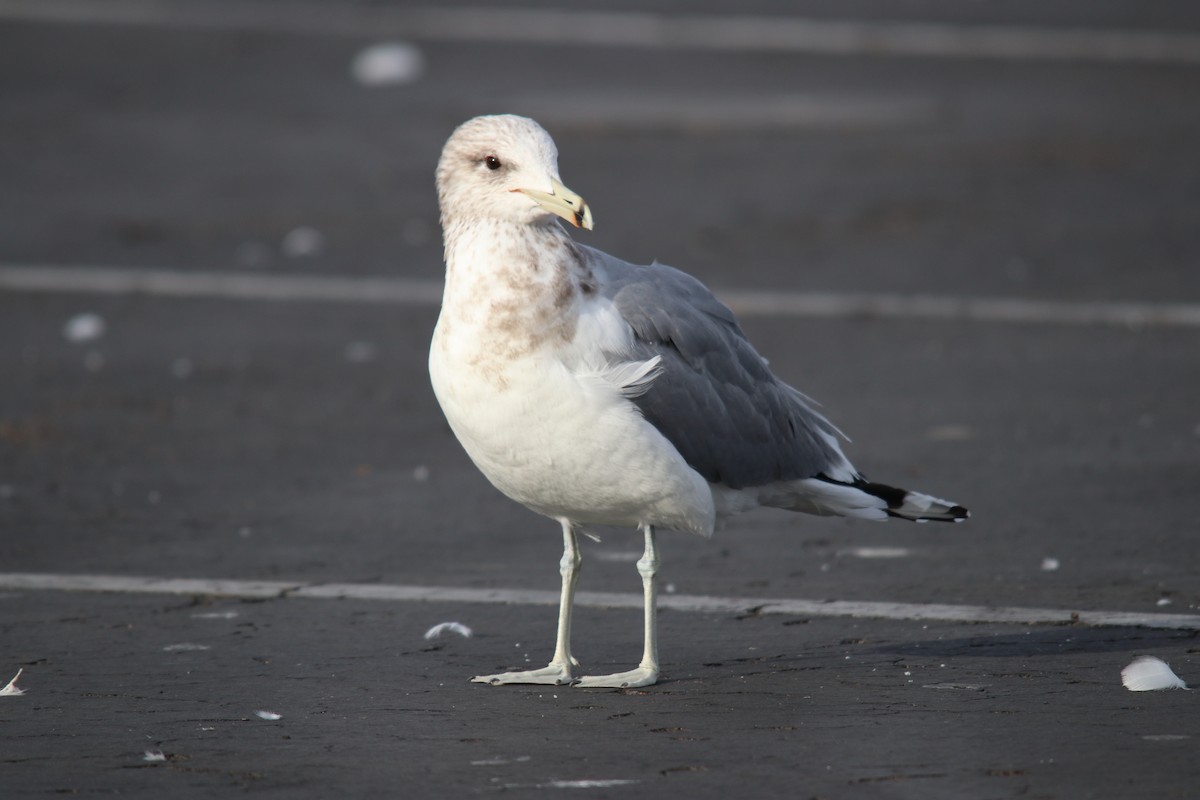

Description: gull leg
[575,524,660,689]
[472,520,580,685]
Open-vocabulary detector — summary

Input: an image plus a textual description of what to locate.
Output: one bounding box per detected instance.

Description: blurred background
[1,0,1198,609]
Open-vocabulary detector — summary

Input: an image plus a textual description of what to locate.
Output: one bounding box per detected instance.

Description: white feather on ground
[424,621,473,640]
[63,312,105,343]
[1121,656,1189,691]
[0,669,25,697]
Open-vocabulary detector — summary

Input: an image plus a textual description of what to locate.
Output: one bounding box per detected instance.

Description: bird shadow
[659,625,1198,688]
[867,624,1199,660]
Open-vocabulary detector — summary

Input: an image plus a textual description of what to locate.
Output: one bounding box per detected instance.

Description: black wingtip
[853,478,969,522]
[814,474,969,523]
[883,507,969,523]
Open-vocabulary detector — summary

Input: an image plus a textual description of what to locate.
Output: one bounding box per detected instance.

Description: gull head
[436,115,593,232]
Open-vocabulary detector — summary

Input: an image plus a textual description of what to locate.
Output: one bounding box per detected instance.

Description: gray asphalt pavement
[2,2,1199,798]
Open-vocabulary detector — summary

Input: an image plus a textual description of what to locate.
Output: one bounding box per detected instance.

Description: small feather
[255,710,282,720]
[1121,656,1189,691]
[424,621,473,640]
[602,356,663,399]
[0,668,25,697]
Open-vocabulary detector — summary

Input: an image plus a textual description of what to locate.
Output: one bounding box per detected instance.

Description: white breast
[429,320,715,537]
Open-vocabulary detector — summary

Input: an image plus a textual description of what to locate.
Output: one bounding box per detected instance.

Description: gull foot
[471,663,574,686]
[574,666,659,689]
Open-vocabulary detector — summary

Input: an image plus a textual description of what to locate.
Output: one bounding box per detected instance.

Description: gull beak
[515,177,594,231]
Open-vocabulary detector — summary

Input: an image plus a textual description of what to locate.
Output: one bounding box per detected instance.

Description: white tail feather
[755,478,966,523]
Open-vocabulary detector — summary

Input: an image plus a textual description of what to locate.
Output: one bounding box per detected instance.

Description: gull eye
[484,155,502,171]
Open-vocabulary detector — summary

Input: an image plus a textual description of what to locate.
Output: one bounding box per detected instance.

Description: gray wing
[582,245,847,490]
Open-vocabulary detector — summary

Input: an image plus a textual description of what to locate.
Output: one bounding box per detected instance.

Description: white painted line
[3,263,1199,329]
[718,288,1200,328]
[1,572,1198,631]
[0,573,301,598]
[0,263,443,306]
[3,1,1200,65]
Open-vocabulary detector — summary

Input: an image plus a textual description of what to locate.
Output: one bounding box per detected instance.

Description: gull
[429,115,968,689]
